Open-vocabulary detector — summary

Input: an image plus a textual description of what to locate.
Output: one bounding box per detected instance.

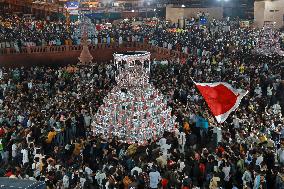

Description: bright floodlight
[131,9,135,12]
[181,4,185,7]
[154,8,156,11]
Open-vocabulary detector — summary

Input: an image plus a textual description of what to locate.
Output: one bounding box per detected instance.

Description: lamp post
[66,11,70,32]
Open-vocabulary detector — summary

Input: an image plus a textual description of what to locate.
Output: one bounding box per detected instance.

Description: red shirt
[0,128,5,137]
[161,178,168,188]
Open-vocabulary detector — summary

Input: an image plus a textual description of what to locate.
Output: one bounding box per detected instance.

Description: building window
[270,10,279,12]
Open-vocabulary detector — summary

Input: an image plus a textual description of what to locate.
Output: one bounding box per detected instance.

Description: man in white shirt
[32,158,41,178]
[28,81,33,89]
[84,113,92,127]
[149,168,161,189]
[256,154,264,166]
[277,147,284,165]
[178,132,186,154]
[158,137,166,147]
[11,142,18,159]
[213,127,222,146]
[272,102,282,115]
[157,137,171,158]
[119,36,123,45]
[80,175,86,188]
[254,84,262,97]
[131,166,142,175]
[233,116,240,129]
[178,159,185,173]
[0,139,5,162]
[21,148,29,165]
[222,164,231,182]
[95,170,106,187]
[242,169,252,187]
[63,174,69,189]
[84,165,93,183]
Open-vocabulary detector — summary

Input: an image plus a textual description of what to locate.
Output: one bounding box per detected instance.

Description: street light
[181,4,185,8]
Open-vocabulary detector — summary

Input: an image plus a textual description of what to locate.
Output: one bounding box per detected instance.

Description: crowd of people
[0,13,284,189]
[2,14,283,52]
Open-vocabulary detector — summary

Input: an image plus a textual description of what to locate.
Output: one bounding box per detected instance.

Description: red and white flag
[193,81,248,123]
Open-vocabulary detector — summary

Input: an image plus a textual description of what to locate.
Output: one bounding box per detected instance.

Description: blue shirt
[149,171,161,188]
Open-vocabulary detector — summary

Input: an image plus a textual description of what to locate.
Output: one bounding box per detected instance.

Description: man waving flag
[193,81,248,123]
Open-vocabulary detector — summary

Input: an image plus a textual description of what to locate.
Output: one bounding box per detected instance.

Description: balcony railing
[0,42,189,59]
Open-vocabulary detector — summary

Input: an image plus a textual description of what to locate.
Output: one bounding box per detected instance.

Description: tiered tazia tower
[78,30,93,65]
[78,16,93,65]
[92,52,176,144]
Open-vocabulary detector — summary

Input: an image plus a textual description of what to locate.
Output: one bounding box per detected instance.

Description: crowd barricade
[0,49,6,55]
[69,45,82,51]
[7,48,19,55]
[5,48,11,54]
[0,43,189,59]
[20,48,28,54]
[30,46,46,53]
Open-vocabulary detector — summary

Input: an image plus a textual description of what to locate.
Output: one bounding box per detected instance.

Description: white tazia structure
[92,52,176,144]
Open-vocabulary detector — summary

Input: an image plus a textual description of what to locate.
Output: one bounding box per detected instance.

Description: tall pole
[220,0,226,19]
[66,11,70,32]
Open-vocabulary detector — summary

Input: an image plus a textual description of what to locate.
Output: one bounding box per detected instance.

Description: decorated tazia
[92,52,176,145]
